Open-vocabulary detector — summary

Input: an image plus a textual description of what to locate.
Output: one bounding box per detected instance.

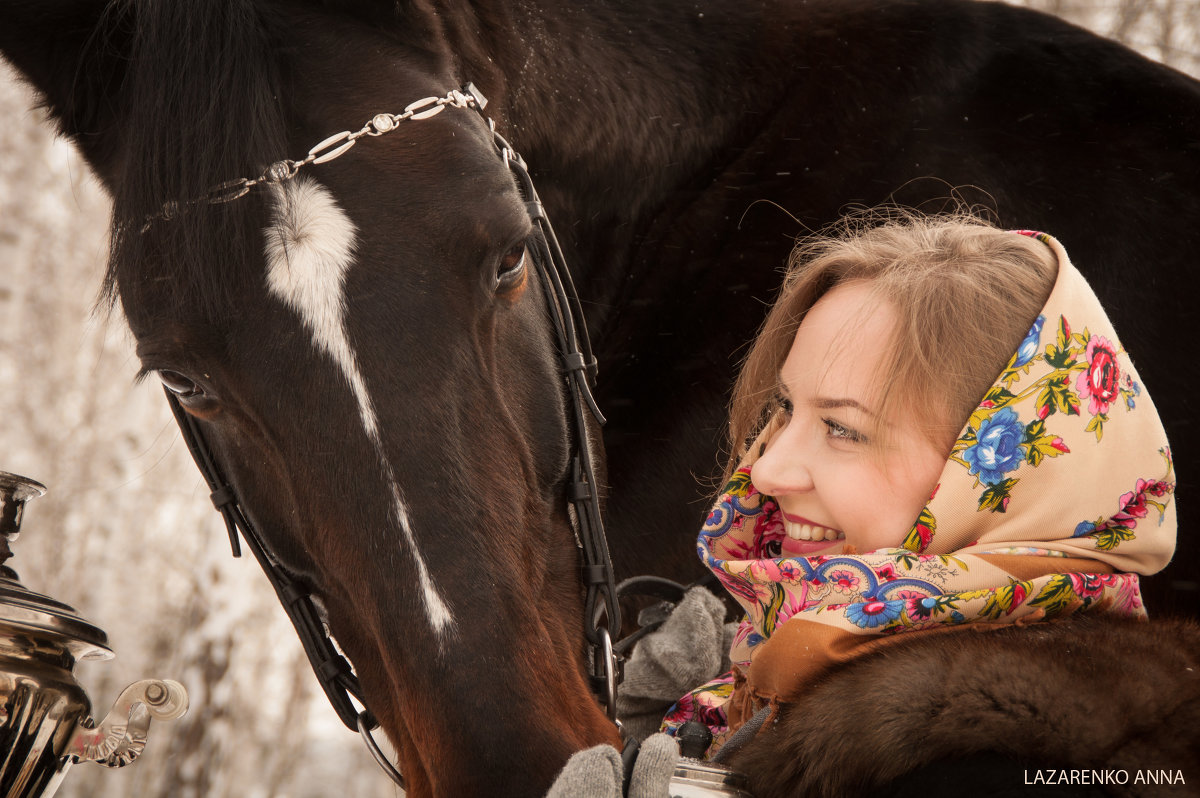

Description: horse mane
[104,0,290,316]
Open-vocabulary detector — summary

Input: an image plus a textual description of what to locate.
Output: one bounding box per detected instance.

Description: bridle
[158,84,623,788]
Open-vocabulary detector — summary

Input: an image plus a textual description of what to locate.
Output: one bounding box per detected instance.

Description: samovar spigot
[0,470,190,797]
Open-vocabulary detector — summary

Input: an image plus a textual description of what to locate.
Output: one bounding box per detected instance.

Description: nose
[750,419,814,498]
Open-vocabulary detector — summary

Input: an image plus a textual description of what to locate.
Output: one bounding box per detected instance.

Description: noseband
[159,85,622,788]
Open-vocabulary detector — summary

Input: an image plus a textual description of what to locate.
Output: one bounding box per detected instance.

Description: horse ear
[0,1,134,180]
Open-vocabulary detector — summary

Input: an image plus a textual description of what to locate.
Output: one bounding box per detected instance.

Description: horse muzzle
[0,471,188,798]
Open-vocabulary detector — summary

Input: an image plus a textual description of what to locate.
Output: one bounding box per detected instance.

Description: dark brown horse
[2,0,1198,795]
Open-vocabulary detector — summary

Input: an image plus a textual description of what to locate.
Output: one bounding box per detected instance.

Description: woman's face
[750,281,949,557]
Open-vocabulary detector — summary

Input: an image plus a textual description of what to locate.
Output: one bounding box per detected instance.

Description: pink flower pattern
[828,570,861,593]
[1076,334,1121,416]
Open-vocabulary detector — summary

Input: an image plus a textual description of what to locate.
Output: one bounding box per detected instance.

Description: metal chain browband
[158,83,622,789]
[144,87,482,229]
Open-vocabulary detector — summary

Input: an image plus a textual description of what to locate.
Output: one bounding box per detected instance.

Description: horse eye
[497,243,527,285]
[159,370,203,398]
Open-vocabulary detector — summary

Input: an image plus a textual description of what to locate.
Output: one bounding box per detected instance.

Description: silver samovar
[0,471,188,797]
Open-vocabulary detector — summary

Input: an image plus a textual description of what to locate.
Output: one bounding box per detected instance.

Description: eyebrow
[777,372,879,417]
[813,397,878,417]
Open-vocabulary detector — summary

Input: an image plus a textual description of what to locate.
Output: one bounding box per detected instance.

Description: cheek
[844,474,910,547]
[890,447,946,517]
[848,447,944,550]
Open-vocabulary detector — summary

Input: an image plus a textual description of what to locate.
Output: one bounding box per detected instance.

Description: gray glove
[545,744,622,798]
[545,587,730,796]
[628,733,681,798]
[545,733,680,798]
[616,586,734,741]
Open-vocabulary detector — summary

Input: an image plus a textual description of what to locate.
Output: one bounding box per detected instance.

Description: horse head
[1,1,620,793]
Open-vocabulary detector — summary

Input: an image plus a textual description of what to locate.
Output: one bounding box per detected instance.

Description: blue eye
[823,417,864,443]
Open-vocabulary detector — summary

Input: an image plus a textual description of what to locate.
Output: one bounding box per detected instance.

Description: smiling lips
[779,512,844,556]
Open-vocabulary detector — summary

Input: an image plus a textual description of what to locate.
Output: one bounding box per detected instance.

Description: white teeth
[783,519,844,542]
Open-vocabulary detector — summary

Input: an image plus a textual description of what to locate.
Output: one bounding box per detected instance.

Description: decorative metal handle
[65,679,189,767]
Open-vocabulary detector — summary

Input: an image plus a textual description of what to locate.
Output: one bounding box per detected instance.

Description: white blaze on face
[263,176,454,638]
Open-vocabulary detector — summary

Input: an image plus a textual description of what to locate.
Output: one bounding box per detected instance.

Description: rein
[159,84,622,788]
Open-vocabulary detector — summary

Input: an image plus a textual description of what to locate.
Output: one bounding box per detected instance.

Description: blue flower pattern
[962,407,1026,485]
[845,600,906,629]
[1013,315,1044,368]
[1073,520,1096,538]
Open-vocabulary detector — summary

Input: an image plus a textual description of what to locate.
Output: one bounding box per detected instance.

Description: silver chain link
[144,85,487,229]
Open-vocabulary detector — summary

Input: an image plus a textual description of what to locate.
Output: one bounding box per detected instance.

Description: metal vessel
[0,471,187,798]
[665,721,754,798]
[669,759,755,798]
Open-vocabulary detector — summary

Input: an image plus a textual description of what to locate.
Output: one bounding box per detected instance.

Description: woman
[548,214,1197,797]
[660,215,1195,796]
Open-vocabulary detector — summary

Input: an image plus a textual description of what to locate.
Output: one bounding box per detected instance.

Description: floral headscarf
[663,232,1176,751]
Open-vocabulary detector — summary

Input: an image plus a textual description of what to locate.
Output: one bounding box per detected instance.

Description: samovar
[0,471,187,797]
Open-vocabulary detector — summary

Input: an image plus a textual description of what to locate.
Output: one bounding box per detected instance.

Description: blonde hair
[727,212,1057,479]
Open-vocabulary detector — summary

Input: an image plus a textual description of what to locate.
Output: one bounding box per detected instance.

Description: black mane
[106,0,289,316]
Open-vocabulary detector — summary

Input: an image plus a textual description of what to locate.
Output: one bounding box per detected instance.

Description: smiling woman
[751,281,949,559]
[661,214,1187,795]
[739,218,1058,559]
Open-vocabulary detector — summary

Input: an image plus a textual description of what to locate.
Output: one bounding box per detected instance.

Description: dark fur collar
[729,616,1200,797]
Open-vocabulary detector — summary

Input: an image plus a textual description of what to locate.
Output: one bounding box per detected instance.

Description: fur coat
[729,615,1200,798]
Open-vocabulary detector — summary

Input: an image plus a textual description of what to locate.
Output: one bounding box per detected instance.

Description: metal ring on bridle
[358,711,406,788]
[596,627,618,723]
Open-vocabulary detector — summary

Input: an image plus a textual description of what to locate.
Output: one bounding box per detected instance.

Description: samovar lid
[0,471,112,661]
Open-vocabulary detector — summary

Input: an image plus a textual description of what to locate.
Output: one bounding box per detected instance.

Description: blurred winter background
[0,2,1196,796]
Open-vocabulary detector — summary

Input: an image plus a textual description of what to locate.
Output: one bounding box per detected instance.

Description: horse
[2,0,1198,795]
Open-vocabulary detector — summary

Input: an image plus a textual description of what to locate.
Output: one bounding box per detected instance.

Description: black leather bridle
[160,84,622,788]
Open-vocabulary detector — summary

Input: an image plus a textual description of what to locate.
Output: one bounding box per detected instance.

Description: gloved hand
[545,586,730,796]
[545,733,680,798]
[616,585,735,741]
